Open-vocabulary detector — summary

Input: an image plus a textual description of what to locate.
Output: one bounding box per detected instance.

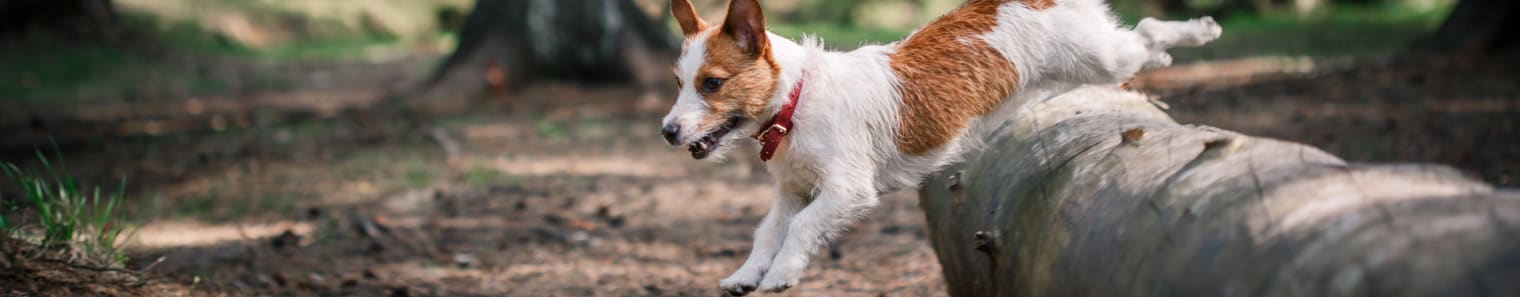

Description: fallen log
[917,86,1520,297]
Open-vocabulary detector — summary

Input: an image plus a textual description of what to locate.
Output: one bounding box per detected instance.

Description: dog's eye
[700,77,725,94]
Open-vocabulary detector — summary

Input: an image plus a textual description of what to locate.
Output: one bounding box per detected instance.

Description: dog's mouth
[687,116,744,159]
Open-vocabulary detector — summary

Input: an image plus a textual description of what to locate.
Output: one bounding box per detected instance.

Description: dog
[658,0,1221,294]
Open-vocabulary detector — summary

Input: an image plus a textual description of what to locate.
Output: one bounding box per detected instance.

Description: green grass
[770,3,1449,60]
[534,120,570,139]
[0,45,224,102]
[139,14,413,62]
[404,169,436,188]
[463,167,513,188]
[1168,4,1455,61]
[1,150,133,266]
[0,11,426,102]
[169,194,220,219]
[121,5,419,62]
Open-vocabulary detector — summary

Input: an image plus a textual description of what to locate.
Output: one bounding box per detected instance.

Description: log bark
[918,86,1520,297]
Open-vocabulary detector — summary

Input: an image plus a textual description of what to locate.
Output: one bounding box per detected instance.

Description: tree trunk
[917,86,1520,297]
[417,0,677,111]
[0,0,119,40]
[1419,0,1520,52]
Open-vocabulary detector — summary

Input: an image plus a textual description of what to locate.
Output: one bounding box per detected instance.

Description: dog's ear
[721,0,769,56]
[671,0,708,37]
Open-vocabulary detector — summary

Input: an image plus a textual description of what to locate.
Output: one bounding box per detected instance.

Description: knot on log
[1192,136,1242,163]
[947,171,964,192]
[973,230,999,254]
[1203,138,1232,151]
[1121,127,1146,145]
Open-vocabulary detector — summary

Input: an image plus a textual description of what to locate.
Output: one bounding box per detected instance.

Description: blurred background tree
[0,0,120,41]
[0,0,1498,149]
[1419,0,1517,52]
[1,1,1518,296]
[4,0,1502,108]
[418,0,676,112]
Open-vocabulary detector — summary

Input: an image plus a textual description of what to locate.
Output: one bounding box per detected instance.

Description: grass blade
[1,150,133,265]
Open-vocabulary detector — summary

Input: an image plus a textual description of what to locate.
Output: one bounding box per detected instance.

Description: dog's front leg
[721,189,806,296]
[758,180,879,292]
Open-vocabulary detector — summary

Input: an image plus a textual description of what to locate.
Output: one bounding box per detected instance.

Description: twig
[428,127,463,160]
[34,257,137,275]
[135,256,166,273]
[353,214,391,251]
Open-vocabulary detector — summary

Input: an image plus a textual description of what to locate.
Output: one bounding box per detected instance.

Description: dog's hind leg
[1079,16,1221,84]
[720,189,806,296]
[1133,16,1223,71]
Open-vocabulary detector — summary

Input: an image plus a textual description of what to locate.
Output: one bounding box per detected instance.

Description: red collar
[752,78,804,162]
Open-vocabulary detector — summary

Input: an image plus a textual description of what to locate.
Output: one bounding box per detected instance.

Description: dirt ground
[2,50,1517,296]
[148,86,946,296]
[1140,52,1520,187]
[5,81,948,296]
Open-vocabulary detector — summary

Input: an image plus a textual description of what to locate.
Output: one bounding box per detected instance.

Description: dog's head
[660,0,778,161]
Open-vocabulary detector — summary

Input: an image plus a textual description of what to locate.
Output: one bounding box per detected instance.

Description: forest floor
[2,41,1518,297]
[2,79,949,296]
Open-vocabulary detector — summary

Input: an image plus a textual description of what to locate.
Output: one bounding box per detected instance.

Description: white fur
[661,0,1221,294]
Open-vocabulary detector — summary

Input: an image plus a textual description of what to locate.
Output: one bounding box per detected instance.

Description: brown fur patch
[693,32,778,133]
[1018,0,1056,10]
[671,0,708,36]
[889,0,1022,154]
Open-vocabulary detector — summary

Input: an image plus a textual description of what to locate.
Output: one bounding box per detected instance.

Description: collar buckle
[753,123,789,141]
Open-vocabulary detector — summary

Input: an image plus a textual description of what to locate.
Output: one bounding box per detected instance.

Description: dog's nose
[661,123,680,145]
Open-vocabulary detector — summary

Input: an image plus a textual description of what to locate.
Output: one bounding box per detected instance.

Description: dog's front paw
[719,270,763,296]
[1195,16,1222,42]
[757,265,802,293]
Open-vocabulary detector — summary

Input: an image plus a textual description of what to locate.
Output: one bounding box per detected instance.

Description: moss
[404,169,435,189]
